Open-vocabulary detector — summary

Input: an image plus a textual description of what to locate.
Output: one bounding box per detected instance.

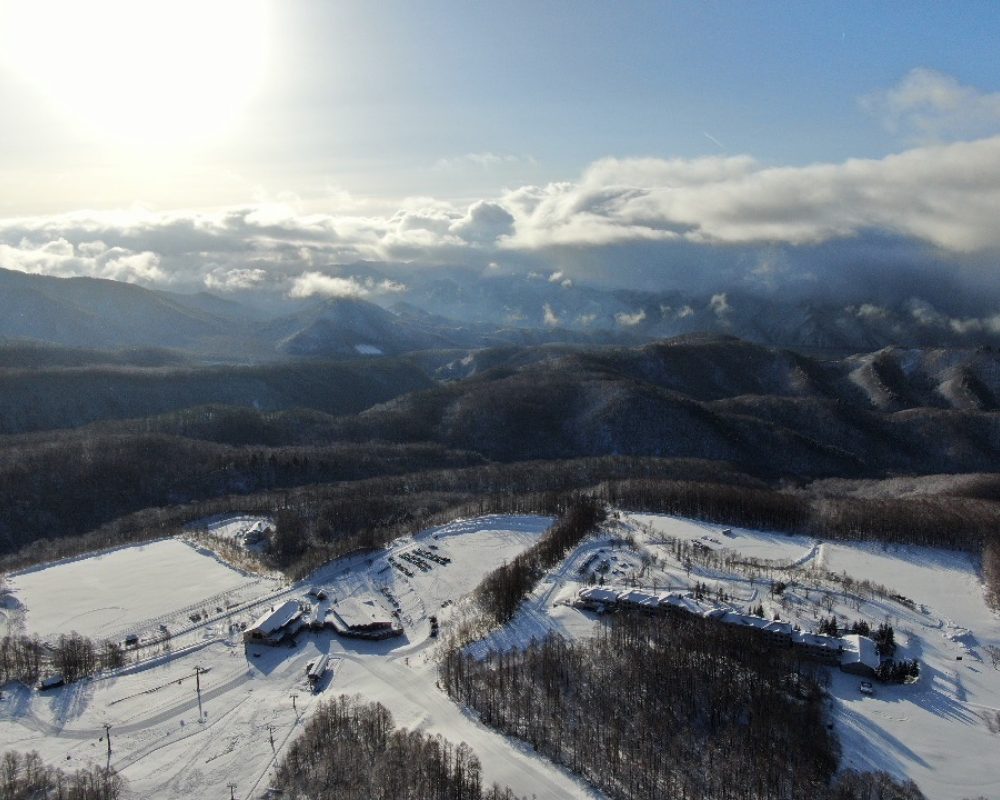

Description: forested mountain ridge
[0,358,432,434]
[324,337,1000,476]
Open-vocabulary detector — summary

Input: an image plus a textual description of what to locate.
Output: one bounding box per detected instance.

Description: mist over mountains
[2,265,1000,361]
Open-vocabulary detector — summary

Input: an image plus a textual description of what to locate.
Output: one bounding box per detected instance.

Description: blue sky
[265,1,1000,178]
[0,0,999,296]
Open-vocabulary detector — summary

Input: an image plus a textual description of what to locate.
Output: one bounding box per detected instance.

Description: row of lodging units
[574,586,881,677]
[244,595,403,647]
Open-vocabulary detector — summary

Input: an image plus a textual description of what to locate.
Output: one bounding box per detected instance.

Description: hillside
[331,337,1000,477]
[0,358,433,434]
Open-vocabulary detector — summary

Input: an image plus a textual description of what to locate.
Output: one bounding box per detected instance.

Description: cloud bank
[2,86,999,302]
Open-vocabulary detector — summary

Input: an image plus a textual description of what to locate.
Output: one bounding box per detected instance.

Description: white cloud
[204,267,268,292]
[449,201,515,245]
[100,250,165,283]
[500,136,1000,253]
[862,68,1000,143]
[615,309,646,327]
[709,293,730,316]
[905,297,1000,335]
[851,303,890,321]
[0,237,164,284]
[542,303,560,327]
[288,272,406,299]
[3,124,1000,296]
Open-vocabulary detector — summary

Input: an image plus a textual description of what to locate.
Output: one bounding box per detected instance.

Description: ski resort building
[575,586,621,611]
[306,653,329,689]
[792,631,844,664]
[719,612,794,645]
[839,634,881,676]
[574,586,717,617]
[244,600,304,646]
[572,586,881,672]
[326,597,403,640]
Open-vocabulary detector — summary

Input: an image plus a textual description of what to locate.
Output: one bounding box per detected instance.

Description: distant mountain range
[0,268,620,360]
[3,266,1000,361]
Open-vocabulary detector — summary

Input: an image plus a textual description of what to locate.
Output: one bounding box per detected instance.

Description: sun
[0,0,268,148]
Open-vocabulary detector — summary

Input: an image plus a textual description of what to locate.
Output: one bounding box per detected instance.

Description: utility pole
[227,782,237,800]
[195,666,206,722]
[103,723,112,771]
[289,693,298,717]
[267,724,276,754]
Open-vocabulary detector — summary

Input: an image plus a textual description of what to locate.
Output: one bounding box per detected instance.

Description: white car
[859,680,875,695]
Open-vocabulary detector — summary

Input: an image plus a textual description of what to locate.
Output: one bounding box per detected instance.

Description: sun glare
[0,0,268,148]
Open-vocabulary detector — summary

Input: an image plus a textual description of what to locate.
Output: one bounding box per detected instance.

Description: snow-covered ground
[5,539,268,642]
[0,514,602,800]
[475,512,1000,800]
[185,514,273,552]
[2,511,998,800]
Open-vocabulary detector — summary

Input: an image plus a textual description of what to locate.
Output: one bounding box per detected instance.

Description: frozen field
[7,539,259,641]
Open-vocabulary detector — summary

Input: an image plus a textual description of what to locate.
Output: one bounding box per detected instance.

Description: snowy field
[629,512,820,565]
[2,511,998,800]
[818,541,1000,800]
[6,539,263,641]
[477,511,1000,800]
[0,515,602,800]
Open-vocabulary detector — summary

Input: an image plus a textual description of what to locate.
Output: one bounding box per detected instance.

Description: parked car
[859,680,875,695]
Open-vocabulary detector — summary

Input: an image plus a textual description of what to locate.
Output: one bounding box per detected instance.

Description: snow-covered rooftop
[792,631,843,651]
[616,588,659,607]
[840,633,880,670]
[249,600,302,636]
[577,586,619,604]
[721,612,772,631]
[333,597,393,629]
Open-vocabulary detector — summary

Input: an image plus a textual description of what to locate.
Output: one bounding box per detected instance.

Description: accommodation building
[792,631,844,664]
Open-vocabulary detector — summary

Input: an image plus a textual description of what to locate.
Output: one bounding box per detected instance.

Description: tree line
[474,497,605,624]
[599,477,1000,606]
[0,632,124,686]
[0,750,124,799]
[984,540,1000,610]
[0,456,735,574]
[442,611,931,800]
[4,452,999,607]
[273,694,522,800]
[598,478,1000,551]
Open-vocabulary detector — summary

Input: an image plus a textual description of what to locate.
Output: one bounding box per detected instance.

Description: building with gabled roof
[244,600,303,646]
[840,633,880,676]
